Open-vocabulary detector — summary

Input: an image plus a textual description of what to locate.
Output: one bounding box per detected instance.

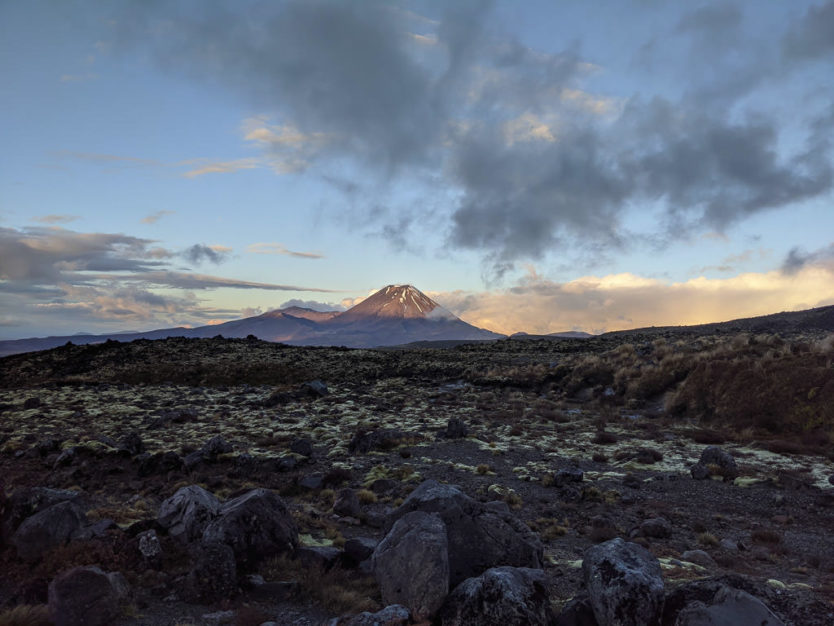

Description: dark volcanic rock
[202,488,298,569]
[386,480,543,586]
[11,500,87,561]
[119,431,145,456]
[349,429,407,454]
[137,451,183,477]
[157,485,221,543]
[186,540,237,602]
[554,592,598,626]
[344,537,378,566]
[337,604,410,626]
[296,545,342,570]
[2,487,84,540]
[439,566,554,626]
[301,379,329,398]
[201,435,233,460]
[691,446,738,482]
[675,585,785,626]
[445,418,469,439]
[637,517,672,539]
[554,467,584,487]
[290,437,313,457]
[373,511,449,622]
[333,488,361,518]
[48,566,129,626]
[582,537,664,626]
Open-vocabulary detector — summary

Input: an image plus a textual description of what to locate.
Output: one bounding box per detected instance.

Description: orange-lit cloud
[431,266,834,335]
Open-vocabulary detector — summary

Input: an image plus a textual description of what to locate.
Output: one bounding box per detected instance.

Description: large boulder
[157,485,221,543]
[690,447,738,482]
[439,566,554,626]
[202,488,298,569]
[2,487,84,540]
[373,511,449,622]
[11,501,87,561]
[673,585,784,626]
[386,480,543,586]
[48,566,129,626]
[582,537,664,626]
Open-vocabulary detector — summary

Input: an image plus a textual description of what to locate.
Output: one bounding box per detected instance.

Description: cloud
[181,158,259,178]
[141,210,174,224]
[781,242,834,274]
[182,244,232,265]
[33,214,79,224]
[247,243,323,259]
[0,226,337,337]
[114,1,833,274]
[278,298,345,312]
[434,264,834,335]
[784,0,834,60]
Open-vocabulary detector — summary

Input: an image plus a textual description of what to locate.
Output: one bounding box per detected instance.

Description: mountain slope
[0,286,503,355]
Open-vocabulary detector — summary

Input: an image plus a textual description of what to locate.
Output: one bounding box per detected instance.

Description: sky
[1,0,833,339]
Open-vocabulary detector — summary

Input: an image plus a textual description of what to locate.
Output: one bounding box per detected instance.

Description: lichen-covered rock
[48,566,129,626]
[386,480,543,586]
[11,500,87,561]
[337,604,410,626]
[691,447,738,482]
[2,487,84,540]
[674,585,785,626]
[202,488,298,569]
[157,485,221,543]
[373,511,449,621]
[445,418,469,439]
[582,537,664,626]
[439,566,554,626]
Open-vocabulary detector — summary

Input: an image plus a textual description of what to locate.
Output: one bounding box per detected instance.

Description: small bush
[357,489,377,504]
[592,431,618,445]
[476,464,491,475]
[697,532,719,547]
[751,529,782,544]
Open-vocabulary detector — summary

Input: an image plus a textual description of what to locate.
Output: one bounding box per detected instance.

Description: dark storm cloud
[781,243,834,274]
[784,0,834,60]
[118,1,834,272]
[182,244,230,265]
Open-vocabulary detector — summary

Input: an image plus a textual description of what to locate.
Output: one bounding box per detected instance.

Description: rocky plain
[1,327,833,625]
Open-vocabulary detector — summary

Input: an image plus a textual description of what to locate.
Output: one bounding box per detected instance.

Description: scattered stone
[828,474,834,486]
[554,467,584,487]
[35,438,62,457]
[334,488,361,518]
[445,418,469,439]
[137,451,183,477]
[183,450,205,471]
[675,585,785,626]
[48,566,129,626]
[691,446,738,482]
[200,609,237,625]
[23,397,42,410]
[344,536,378,565]
[373,511,450,622]
[53,447,77,468]
[370,478,398,494]
[582,537,665,626]
[11,500,87,560]
[296,545,342,570]
[439,566,555,626]
[202,435,233,460]
[119,431,145,456]
[76,518,117,540]
[138,529,162,561]
[202,488,298,569]
[623,473,643,489]
[681,550,716,568]
[349,429,407,454]
[337,604,410,626]
[187,541,237,602]
[638,517,672,539]
[301,380,329,398]
[298,473,324,490]
[157,485,221,543]
[386,480,543,586]
[290,437,313,457]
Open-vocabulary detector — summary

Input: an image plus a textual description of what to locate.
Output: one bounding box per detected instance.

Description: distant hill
[0,285,503,356]
[604,304,834,337]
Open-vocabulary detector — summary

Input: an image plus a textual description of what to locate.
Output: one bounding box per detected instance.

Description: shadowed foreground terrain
[1,330,833,624]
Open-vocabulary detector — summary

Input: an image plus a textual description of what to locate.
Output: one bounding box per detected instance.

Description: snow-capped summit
[336,284,452,322]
